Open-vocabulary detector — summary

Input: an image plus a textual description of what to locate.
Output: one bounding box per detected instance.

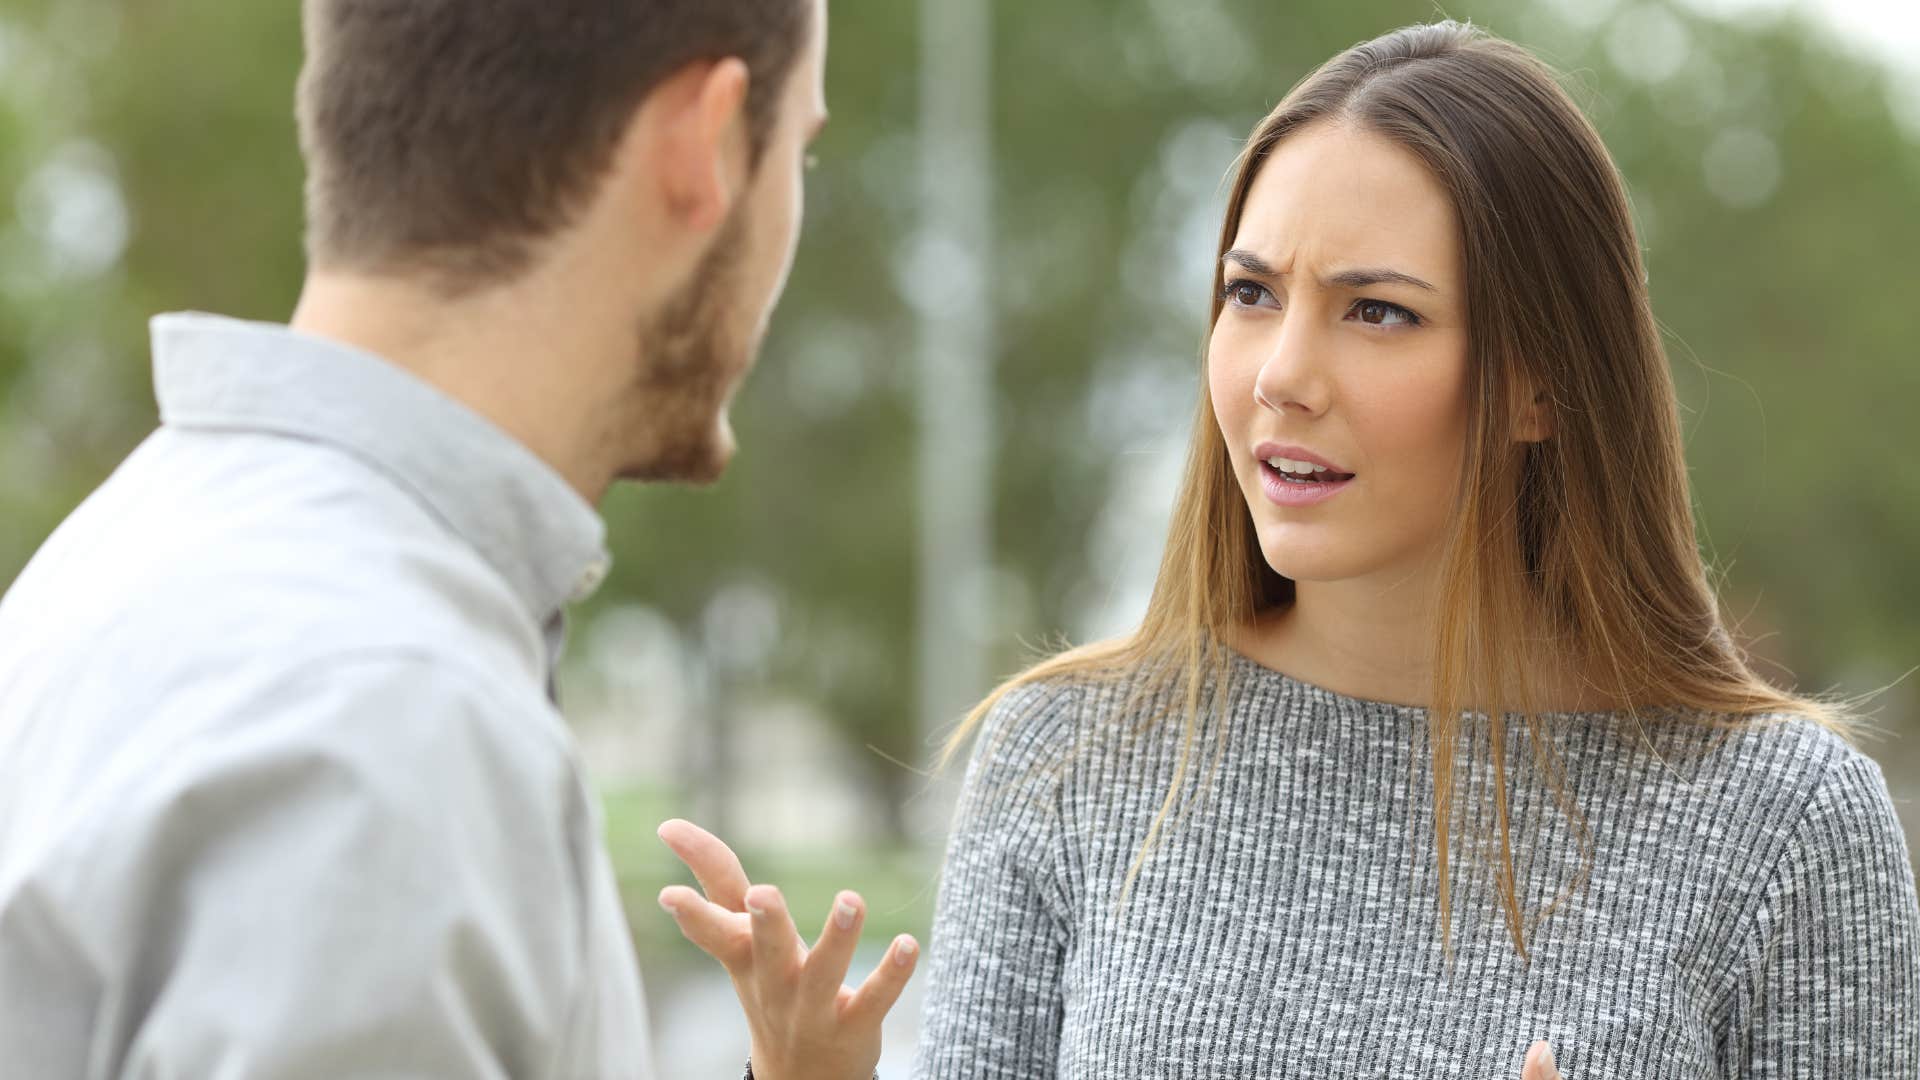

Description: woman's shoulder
[1683,709,1881,793]
[1745,712,1904,836]
[1646,709,1904,860]
[963,671,1095,776]
[1700,713,1919,985]
[953,641,1180,791]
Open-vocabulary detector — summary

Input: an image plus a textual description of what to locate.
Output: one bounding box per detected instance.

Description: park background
[1,0,1916,1073]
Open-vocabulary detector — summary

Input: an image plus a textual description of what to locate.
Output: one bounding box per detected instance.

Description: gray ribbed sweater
[911,652,1920,1077]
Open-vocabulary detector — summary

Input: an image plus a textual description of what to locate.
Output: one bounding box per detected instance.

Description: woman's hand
[655,819,919,1080]
[1522,1040,1563,1079]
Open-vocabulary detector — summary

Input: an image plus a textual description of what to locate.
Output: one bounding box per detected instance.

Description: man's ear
[630,57,752,235]
[1513,380,1554,443]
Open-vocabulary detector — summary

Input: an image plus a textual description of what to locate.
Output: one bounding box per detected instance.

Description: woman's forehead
[1232,123,1460,286]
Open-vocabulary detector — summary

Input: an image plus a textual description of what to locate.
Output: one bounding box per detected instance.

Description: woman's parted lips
[1252,441,1354,477]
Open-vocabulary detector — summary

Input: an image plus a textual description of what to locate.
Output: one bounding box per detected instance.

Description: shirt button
[572,559,609,601]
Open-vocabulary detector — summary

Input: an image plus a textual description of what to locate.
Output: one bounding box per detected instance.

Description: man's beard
[622,207,757,485]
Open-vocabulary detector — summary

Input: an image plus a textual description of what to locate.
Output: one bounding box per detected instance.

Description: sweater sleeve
[911,680,1082,1080]
[1719,748,1920,1076]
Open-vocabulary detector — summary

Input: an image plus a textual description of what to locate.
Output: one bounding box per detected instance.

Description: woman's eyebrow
[1222,249,1439,294]
[1324,267,1439,292]
[1222,248,1279,275]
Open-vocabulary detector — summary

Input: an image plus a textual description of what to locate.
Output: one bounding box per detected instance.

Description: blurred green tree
[1,0,1915,850]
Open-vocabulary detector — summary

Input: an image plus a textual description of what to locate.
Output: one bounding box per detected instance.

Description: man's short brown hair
[297,0,811,291]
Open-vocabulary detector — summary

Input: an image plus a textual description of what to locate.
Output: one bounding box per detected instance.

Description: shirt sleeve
[1718,748,1920,1075]
[911,681,1081,1080]
[0,653,593,1080]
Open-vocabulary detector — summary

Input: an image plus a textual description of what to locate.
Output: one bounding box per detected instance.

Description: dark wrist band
[742,1061,879,1080]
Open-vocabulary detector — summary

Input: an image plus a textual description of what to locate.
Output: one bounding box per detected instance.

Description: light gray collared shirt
[0,313,654,1078]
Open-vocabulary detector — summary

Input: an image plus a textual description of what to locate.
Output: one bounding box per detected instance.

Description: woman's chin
[1257,534,1362,585]
[1261,557,1335,585]
[1260,547,1396,588]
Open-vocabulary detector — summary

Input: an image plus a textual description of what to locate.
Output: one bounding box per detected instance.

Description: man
[0,0,910,1076]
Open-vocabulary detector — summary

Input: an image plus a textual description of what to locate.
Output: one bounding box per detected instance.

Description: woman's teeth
[1265,456,1351,483]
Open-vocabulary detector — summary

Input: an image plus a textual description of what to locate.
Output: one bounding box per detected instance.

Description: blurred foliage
[2,0,1916,905]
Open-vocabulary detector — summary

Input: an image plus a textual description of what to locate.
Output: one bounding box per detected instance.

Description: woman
[659,21,1919,1078]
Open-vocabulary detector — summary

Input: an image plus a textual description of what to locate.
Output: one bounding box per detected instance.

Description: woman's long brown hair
[941,21,1844,959]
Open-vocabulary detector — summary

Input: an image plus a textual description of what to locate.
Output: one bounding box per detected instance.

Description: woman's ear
[1513,381,1554,443]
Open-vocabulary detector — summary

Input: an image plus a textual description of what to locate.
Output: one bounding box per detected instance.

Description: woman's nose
[1252,317,1331,416]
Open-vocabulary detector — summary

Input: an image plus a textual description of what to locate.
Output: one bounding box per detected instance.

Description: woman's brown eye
[1351,300,1418,327]
[1234,284,1263,305]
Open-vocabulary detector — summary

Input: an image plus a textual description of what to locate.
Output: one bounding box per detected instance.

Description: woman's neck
[1228,574,1615,713]
[1231,576,1441,707]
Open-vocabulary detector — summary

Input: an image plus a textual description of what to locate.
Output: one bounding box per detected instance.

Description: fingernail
[747,898,766,917]
[893,936,918,965]
[835,901,858,930]
[1543,1045,1557,1072]
[658,895,678,916]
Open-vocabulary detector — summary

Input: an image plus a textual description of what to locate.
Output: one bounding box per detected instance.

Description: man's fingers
[843,933,919,1028]
[799,891,865,1003]
[657,819,753,911]
[746,884,805,990]
[658,885,752,973]
[1523,1040,1561,1080]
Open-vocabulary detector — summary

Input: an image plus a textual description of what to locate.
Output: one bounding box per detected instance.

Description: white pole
[915,0,994,750]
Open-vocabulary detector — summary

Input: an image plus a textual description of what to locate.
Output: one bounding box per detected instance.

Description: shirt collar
[150,312,612,627]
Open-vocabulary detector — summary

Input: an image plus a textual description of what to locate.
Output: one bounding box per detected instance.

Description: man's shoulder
[1,425,542,696]
[2,646,583,900]
[184,648,576,788]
